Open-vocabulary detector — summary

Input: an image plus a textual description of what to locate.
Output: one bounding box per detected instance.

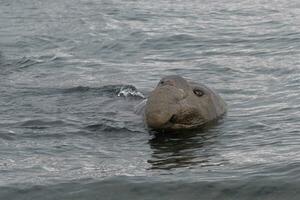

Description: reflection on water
[148,125,221,170]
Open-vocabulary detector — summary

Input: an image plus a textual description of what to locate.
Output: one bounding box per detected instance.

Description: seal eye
[160,81,164,85]
[193,88,204,97]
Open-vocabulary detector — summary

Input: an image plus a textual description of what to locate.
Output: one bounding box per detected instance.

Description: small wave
[14,57,40,69]
[0,129,17,140]
[0,51,4,64]
[85,123,140,133]
[141,34,196,50]
[2,55,54,72]
[0,57,35,76]
[17,84,146,100]
[62,86,91,93]
[85,123,127,132]
[62,85,145,99]
[7,50,73,70]
[32,50,73,62]
[2,171,300,200]
[19,119,70,129]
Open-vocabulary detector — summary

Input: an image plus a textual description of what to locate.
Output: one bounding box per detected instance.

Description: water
[0,0,300,199]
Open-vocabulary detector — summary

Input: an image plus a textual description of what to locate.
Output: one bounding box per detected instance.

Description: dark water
[1,0,300,199]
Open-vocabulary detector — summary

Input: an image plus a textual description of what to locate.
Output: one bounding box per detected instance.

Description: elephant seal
[144,75,226,131]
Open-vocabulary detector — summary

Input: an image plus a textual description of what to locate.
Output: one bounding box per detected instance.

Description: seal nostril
[169,115,177,123]
[159,79,176,87]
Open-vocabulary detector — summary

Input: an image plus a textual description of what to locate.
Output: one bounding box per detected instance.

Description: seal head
[144,75,226,131]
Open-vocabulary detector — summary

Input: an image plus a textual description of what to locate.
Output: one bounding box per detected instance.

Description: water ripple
[0,0,300,198]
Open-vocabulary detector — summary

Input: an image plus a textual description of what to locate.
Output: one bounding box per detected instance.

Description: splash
[117,85,145,99]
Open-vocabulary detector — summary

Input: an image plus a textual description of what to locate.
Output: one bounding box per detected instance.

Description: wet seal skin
[144,75,227,131]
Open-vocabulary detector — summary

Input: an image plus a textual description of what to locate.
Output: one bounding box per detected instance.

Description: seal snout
[144,86,182,130]
[145,111,174,129]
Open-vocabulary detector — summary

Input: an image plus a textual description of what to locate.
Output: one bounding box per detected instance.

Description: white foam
[117,86,145,98]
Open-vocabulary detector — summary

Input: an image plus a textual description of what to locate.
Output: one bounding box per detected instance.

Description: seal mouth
[151,113,204,131]
[146,114,179,130]
[165,110,206,130]
[169,114,177,124]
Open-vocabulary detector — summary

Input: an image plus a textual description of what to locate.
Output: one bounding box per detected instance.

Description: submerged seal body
[144,75,226,131]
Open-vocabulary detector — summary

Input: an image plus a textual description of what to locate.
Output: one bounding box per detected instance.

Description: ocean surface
[1,0,300,199]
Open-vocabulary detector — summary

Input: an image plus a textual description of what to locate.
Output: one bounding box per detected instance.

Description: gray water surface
[0,0,300,199]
